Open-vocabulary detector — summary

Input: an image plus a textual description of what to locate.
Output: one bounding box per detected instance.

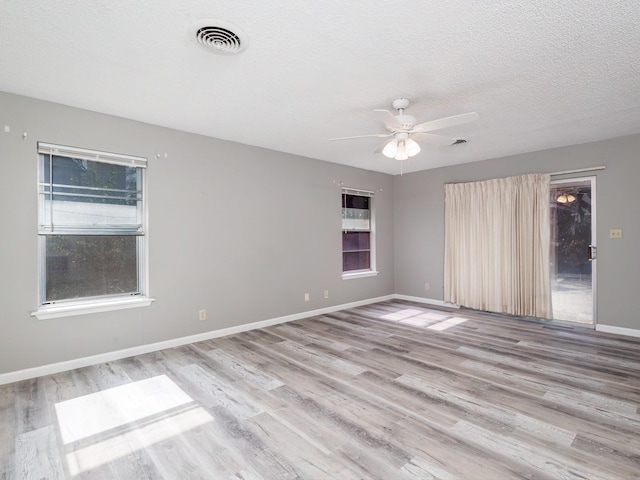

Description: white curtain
[444,173,552,318]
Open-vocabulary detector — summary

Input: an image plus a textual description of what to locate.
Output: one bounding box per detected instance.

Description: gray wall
[0,92,395,374]
[394,134,640,329]
[3,88,639,376]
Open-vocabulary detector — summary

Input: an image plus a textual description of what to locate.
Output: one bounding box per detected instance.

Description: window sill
[342,270,379,280]
[32,296,155,320]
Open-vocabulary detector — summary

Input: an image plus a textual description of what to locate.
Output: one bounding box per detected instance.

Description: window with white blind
[35,143,151,316]
[342,187,376,278]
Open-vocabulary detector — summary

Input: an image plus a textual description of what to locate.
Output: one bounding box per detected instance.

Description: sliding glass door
[550,177,596,325]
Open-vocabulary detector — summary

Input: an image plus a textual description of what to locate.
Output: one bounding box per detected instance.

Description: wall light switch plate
[609,229,622,239]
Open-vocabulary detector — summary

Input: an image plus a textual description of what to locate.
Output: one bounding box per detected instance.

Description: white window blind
[342,187,373,231]
[37,142,146,235]
[341,187,374,197]
[38,142,147,168]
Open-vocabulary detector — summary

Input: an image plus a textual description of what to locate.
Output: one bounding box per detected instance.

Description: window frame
[32,142,153,319]
[341,187,378,279]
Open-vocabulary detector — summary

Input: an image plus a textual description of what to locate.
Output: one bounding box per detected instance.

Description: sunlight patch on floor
[398,317,433,327]
[427,316,468,331]
[416,311,448,321]
[65,405,213,476]
[379,308,466,330]
[399,311,450,326]
[55,375,194,444]
[379,309,423,321]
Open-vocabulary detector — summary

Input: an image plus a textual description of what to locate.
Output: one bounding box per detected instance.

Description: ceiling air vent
[191,20,247,54]
[452,139,468,145]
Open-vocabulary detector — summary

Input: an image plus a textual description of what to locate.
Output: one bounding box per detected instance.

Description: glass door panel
[550,178,595,324]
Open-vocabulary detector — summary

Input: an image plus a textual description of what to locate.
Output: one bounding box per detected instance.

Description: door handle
[588,245,597,261]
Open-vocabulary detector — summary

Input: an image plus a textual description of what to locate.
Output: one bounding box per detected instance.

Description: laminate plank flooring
[2,300,640,479]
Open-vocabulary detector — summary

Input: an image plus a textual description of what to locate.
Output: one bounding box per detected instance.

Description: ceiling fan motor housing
[394,114,416,130]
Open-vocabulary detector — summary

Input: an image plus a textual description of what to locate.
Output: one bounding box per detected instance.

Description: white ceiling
[2,1,640,175]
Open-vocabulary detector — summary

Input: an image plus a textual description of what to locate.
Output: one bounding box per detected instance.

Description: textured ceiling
[1,1,640,175]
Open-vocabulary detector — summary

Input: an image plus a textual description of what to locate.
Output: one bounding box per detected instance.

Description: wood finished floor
[2,300,640,479]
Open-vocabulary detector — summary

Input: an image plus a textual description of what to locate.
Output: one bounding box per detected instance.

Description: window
[35,143,150,317]
[342,187,376,277]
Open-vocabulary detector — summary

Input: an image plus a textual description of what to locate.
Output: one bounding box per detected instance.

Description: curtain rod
[549,166,605,176]
[445,165,606,186]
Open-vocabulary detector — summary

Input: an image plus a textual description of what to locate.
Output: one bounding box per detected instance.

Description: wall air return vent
[191,20,247,54]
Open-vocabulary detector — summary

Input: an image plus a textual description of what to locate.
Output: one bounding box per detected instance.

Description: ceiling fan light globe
[395,140,408,160]
[382,139,398,158]
[406,138,421,157]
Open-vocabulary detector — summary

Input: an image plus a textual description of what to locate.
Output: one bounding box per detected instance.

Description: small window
[342,188,375,275]
[37,143,148,307]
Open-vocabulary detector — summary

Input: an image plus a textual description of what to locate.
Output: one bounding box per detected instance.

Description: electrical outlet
[610,229,622,239]
[424,283,430,291]
[198,309,207,321]
[3,125,9,133]
[324,290,329,299]
[304,293,310,302]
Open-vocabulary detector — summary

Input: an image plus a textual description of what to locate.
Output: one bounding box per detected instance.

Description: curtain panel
[444,173,552,318]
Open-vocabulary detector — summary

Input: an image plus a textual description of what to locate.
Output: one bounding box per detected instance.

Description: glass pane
[343,251,370,272]
[342,194,369,210]
[41,155,141,232]
[342,232,370,251]
[342,194,371,230]
[550,180,593,324]
[45,235,138,302]
[342,208,370,230]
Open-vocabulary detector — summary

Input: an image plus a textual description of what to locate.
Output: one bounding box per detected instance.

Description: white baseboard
[393,294,460,309]
[0,294,394,386]
[596,324,640,338]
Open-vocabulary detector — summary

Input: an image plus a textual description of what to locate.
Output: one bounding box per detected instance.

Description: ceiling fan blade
[411,132,457,146]
[328,133,393,141]
[412,112,479,133]
[373,109,400,128]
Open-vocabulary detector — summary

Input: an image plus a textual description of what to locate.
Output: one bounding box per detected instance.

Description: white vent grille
[192,20,247,54]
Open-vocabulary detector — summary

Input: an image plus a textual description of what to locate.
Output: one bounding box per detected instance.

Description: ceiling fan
[329,98,479,160]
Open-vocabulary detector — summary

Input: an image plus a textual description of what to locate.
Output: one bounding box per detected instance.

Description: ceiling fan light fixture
[396,140,408,161]
[383,137,420,160]
[405,138,421,157]
[382,139,398,159]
